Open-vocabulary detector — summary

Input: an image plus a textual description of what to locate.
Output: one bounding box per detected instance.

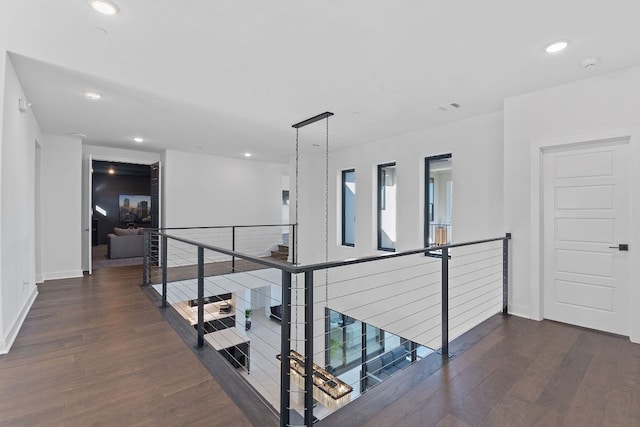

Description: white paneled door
[543,139,631,335]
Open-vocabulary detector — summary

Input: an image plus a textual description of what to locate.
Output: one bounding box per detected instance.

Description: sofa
[107,227,145,259]
[364,346,410,388]
[270,304,282,322]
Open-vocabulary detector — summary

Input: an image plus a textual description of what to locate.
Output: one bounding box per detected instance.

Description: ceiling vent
[437,102,461,112]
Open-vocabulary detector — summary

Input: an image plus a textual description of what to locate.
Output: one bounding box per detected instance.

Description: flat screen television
[119,195,151,223]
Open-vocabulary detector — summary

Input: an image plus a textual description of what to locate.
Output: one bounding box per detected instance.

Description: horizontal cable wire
[449,270,503,297]
[324,258,440,287]
[448,253,503,270]
[451,245,502,258]
[448,261,502,282]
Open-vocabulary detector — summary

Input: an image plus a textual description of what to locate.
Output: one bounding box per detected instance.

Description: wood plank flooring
[3,263,640,427]
[320,315,640,427]
[0,266,254,426]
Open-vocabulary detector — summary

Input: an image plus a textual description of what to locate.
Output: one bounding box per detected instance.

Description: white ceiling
[2,1,640,163]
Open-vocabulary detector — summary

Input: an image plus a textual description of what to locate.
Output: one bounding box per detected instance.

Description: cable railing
[143,223,296,287]
[142,227,510,427]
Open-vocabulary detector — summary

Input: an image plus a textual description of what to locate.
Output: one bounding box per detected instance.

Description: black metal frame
[377,162,397,252]
[424,153,452,251]
[324,308,384,378]
[341,169,355,247]
[141,223,297,287]
[292,112,334,129]
[149,231,511,427]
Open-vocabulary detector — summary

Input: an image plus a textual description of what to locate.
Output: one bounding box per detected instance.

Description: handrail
[293,235,511,273]
[145,230,296,272]
[144,229,511,427]
[149,229,511,275]
[148,223,296,231]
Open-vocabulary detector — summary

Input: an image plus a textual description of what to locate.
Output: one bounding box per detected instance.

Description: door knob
[609,244,629,251]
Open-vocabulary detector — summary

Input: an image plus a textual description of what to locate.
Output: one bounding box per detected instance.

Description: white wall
[296,111,504,264]
[0,52,40,353]
[504,66,640,342]
[163,150,283,228]
[0,50,6,351]
[161,150,285,262]
[294,112,504,360]
[83,144,161,165]
[41,135,83,280]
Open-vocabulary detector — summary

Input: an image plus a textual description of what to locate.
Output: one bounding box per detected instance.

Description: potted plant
[245,308,253,331]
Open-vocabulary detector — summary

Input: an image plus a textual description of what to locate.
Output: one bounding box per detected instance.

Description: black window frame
[324,307,385,376]
[341,169,356,247]
[377,162,397,252]
[424,154,452,252]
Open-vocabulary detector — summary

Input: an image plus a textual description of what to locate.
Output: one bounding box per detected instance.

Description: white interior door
[81,154,93,274]
[543,139,631,335]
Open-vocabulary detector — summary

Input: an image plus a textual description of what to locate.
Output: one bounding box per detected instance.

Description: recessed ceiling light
[244,152,252,158]
[89,0,119,15]
[84,91,101,100]
[545,41,569,53]
[133,137,144,143]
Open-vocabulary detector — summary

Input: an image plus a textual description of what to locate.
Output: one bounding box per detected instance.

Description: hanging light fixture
[277,350,352,410]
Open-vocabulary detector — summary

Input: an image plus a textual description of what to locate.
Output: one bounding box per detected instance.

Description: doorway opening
[90,160,158,270]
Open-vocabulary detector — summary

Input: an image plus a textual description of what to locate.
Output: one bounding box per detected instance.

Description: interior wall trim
[44,270,84,281]
[0,287,38,354]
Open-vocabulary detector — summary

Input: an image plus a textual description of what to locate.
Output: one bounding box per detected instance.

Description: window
[377,163,396,251]
[325,308,384,375]
[424,154,452,248]
[342,169,355,246]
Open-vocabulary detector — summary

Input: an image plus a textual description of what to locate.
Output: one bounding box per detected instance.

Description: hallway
[0,266,251,426]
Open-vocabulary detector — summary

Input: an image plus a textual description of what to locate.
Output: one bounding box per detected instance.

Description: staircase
[270,244,289,261]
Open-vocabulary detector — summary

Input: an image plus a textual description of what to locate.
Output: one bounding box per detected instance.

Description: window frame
[341,169,356,247]
[324,308,385,376]
[377,162,397,252]
[424,153,452,251]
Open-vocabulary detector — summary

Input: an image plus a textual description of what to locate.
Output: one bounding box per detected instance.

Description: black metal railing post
[161,234,168,308]
[280,271,292,427]
[149,230,154,280]
[410,341,418,363]
[360,322,367,393]
[142,229,149,286]
[232,226,236,273]
[292,224,296,264]
[197,246,205,348]
[503,233,511,315]
[304,270,314,427]
[441,246,449,357]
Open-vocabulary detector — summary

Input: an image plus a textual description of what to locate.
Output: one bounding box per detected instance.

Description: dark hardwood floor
[321,315,640,427]
[0,265,253,426]
[2,263,639,427]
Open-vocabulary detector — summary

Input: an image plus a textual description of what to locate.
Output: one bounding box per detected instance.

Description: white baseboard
[0,287,38,354]
[44,270,83,280]
[508,304,532,319]
[36,275,44,284]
